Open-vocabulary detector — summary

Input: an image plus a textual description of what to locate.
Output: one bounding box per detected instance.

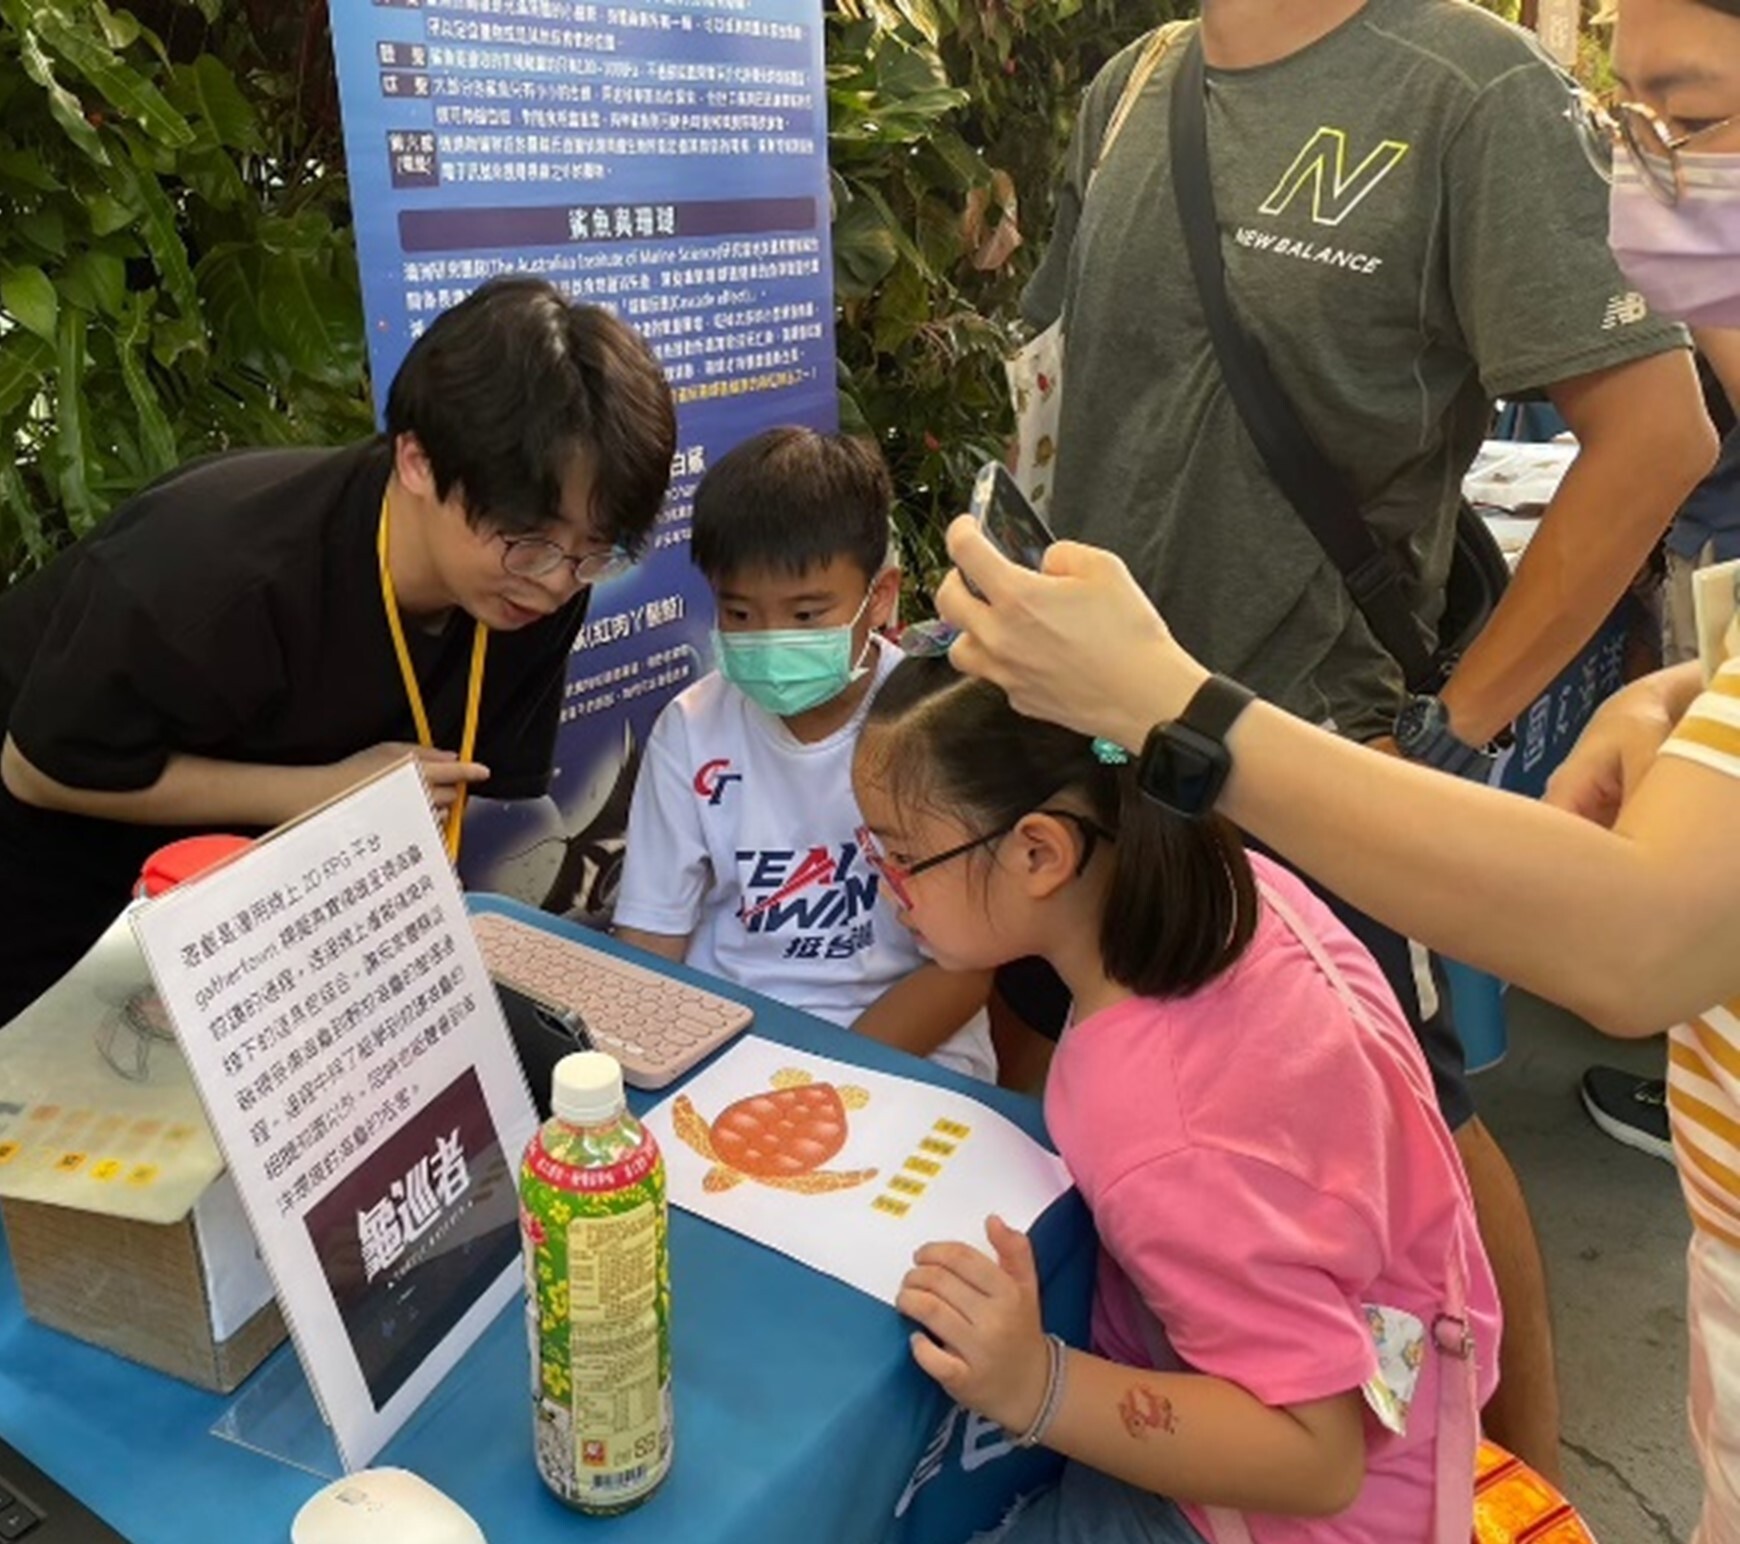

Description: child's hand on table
[897,1215,1051,1436]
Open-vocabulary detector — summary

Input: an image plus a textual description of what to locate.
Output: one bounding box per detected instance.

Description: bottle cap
[552,1051,626,1127]
[136,835,252,899]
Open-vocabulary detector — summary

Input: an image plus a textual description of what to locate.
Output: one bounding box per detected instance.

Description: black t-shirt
[0,440,589,1021]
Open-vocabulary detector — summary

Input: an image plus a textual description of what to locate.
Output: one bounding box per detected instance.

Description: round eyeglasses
[498,532,634,586]
[1571,88,1740,206]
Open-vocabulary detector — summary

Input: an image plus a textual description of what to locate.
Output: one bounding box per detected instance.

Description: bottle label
[521,1126,672,1511]
[525,1139,658,1195]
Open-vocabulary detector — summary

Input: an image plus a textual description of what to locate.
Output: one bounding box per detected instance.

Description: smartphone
[970,462,1056,573]
[493,980,591,1118]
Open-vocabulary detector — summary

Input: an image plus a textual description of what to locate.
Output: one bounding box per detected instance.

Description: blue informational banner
[1498,603,1634,801]
[328,0,838,912]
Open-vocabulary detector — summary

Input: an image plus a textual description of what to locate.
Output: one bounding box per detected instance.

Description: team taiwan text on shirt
[1663,652,1740,1246]
[614,634,995,1081]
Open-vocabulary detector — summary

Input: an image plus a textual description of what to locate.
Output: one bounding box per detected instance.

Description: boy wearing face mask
[612,427,997,1081]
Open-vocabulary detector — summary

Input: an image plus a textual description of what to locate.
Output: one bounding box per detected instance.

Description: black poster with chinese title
[303,1066,519,1409]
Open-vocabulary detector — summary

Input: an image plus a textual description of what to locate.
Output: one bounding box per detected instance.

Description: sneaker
[1579,1066,1673,1164]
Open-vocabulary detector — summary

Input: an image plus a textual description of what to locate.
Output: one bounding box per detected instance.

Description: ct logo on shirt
[1259,126,1410,227]
[693,758,743,806]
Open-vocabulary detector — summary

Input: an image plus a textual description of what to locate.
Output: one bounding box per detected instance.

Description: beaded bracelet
[1013,1334,1068,1449]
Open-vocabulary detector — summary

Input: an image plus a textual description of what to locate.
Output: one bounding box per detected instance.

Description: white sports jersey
[615,634,996,1081]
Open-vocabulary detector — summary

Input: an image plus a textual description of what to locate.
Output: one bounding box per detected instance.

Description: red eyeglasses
[855,810,1115,912]
[856,824,1007,912]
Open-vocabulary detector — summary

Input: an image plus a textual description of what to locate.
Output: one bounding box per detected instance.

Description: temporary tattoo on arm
[1117,1385,1179,1439]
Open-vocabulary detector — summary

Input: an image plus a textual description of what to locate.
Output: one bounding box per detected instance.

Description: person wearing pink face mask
[1601,2,1740,334]
[927,6,1740,1529]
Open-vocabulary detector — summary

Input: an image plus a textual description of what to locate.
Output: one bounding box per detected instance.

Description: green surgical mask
[712,587,876,717]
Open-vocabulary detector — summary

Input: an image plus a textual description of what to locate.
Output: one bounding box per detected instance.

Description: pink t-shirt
[1043,856,1500,1544]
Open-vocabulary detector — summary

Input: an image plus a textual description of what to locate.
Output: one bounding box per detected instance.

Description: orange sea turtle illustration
[672,1068,878,1194]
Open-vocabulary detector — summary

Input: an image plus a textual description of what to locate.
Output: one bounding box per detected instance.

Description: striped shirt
[1663,650,1740,1246]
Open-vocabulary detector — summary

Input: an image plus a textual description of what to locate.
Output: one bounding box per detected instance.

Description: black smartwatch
[1134,675,1255,817]
[1393,694,1496,779]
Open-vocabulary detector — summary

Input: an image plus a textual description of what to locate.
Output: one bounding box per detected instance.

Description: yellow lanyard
[377,493,490,863]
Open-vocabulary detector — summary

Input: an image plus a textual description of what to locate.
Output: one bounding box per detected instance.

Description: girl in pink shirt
[853,654,1499,1544]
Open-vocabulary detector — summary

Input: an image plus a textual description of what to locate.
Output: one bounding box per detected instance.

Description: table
[0,899,1095,1544]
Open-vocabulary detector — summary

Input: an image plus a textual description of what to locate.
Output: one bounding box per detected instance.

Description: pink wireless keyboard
[471,912,753,1089]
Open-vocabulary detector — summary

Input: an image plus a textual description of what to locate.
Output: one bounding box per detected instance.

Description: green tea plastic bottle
[519,1051,672,1512]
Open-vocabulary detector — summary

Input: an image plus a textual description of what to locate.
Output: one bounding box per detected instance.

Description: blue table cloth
[0,897,1094,1544]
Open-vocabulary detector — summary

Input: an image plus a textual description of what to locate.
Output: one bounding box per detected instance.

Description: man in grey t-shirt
[1015,0,1715,1482]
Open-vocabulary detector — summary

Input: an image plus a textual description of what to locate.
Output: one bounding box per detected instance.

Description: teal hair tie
[1091,737,1131,765]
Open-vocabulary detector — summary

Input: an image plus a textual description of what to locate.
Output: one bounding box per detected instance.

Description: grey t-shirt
[1025,0,1687,739]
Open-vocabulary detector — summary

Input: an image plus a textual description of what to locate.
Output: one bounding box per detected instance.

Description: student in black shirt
[0,274,676,1024]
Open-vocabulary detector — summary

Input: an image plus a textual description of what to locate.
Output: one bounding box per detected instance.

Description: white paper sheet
[193,1169,279,1342]
[641,1037,1075,1305]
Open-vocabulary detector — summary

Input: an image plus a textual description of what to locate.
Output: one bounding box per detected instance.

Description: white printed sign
[642,1036,1075,1305]
[132,761,538,1471]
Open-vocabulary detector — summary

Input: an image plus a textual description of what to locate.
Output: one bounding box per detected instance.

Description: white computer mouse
[290,1467,487,1544]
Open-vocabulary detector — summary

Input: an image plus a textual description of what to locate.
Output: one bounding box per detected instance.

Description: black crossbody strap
[1167,36,1434,691]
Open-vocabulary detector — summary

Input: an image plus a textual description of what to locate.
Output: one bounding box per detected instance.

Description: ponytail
[1103,771,1256,998]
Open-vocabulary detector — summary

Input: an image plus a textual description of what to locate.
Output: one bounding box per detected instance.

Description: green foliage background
[0,0,373,580]
[828,0,1180,586]
[0,0,1574,590]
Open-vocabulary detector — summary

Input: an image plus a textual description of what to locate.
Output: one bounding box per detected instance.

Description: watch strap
[1424,732,1493,779]
[1178,675,1255,742]
[1396,695,1494,779]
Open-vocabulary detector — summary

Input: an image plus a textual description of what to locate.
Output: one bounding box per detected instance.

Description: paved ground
[1481,991,1697,1542]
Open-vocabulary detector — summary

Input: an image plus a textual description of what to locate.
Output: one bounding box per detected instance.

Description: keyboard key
[472,913,753,1089]
[0,1503,40,1539]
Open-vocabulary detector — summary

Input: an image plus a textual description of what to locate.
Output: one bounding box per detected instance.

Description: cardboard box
[1,1170,284,1394]
[0,912,286,1394]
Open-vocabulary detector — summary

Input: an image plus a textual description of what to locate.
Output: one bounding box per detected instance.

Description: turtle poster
[640,1038,1074,1305]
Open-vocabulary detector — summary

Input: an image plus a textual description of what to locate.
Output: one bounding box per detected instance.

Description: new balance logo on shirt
[1602,292,1650,330]
[1234,226,1384,274]
[1259,126,1411,227]
[1232,126,1409,282]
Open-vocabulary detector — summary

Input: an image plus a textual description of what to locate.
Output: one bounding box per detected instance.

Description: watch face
[1140,727,1229,817]
[1395,695,1442,753]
